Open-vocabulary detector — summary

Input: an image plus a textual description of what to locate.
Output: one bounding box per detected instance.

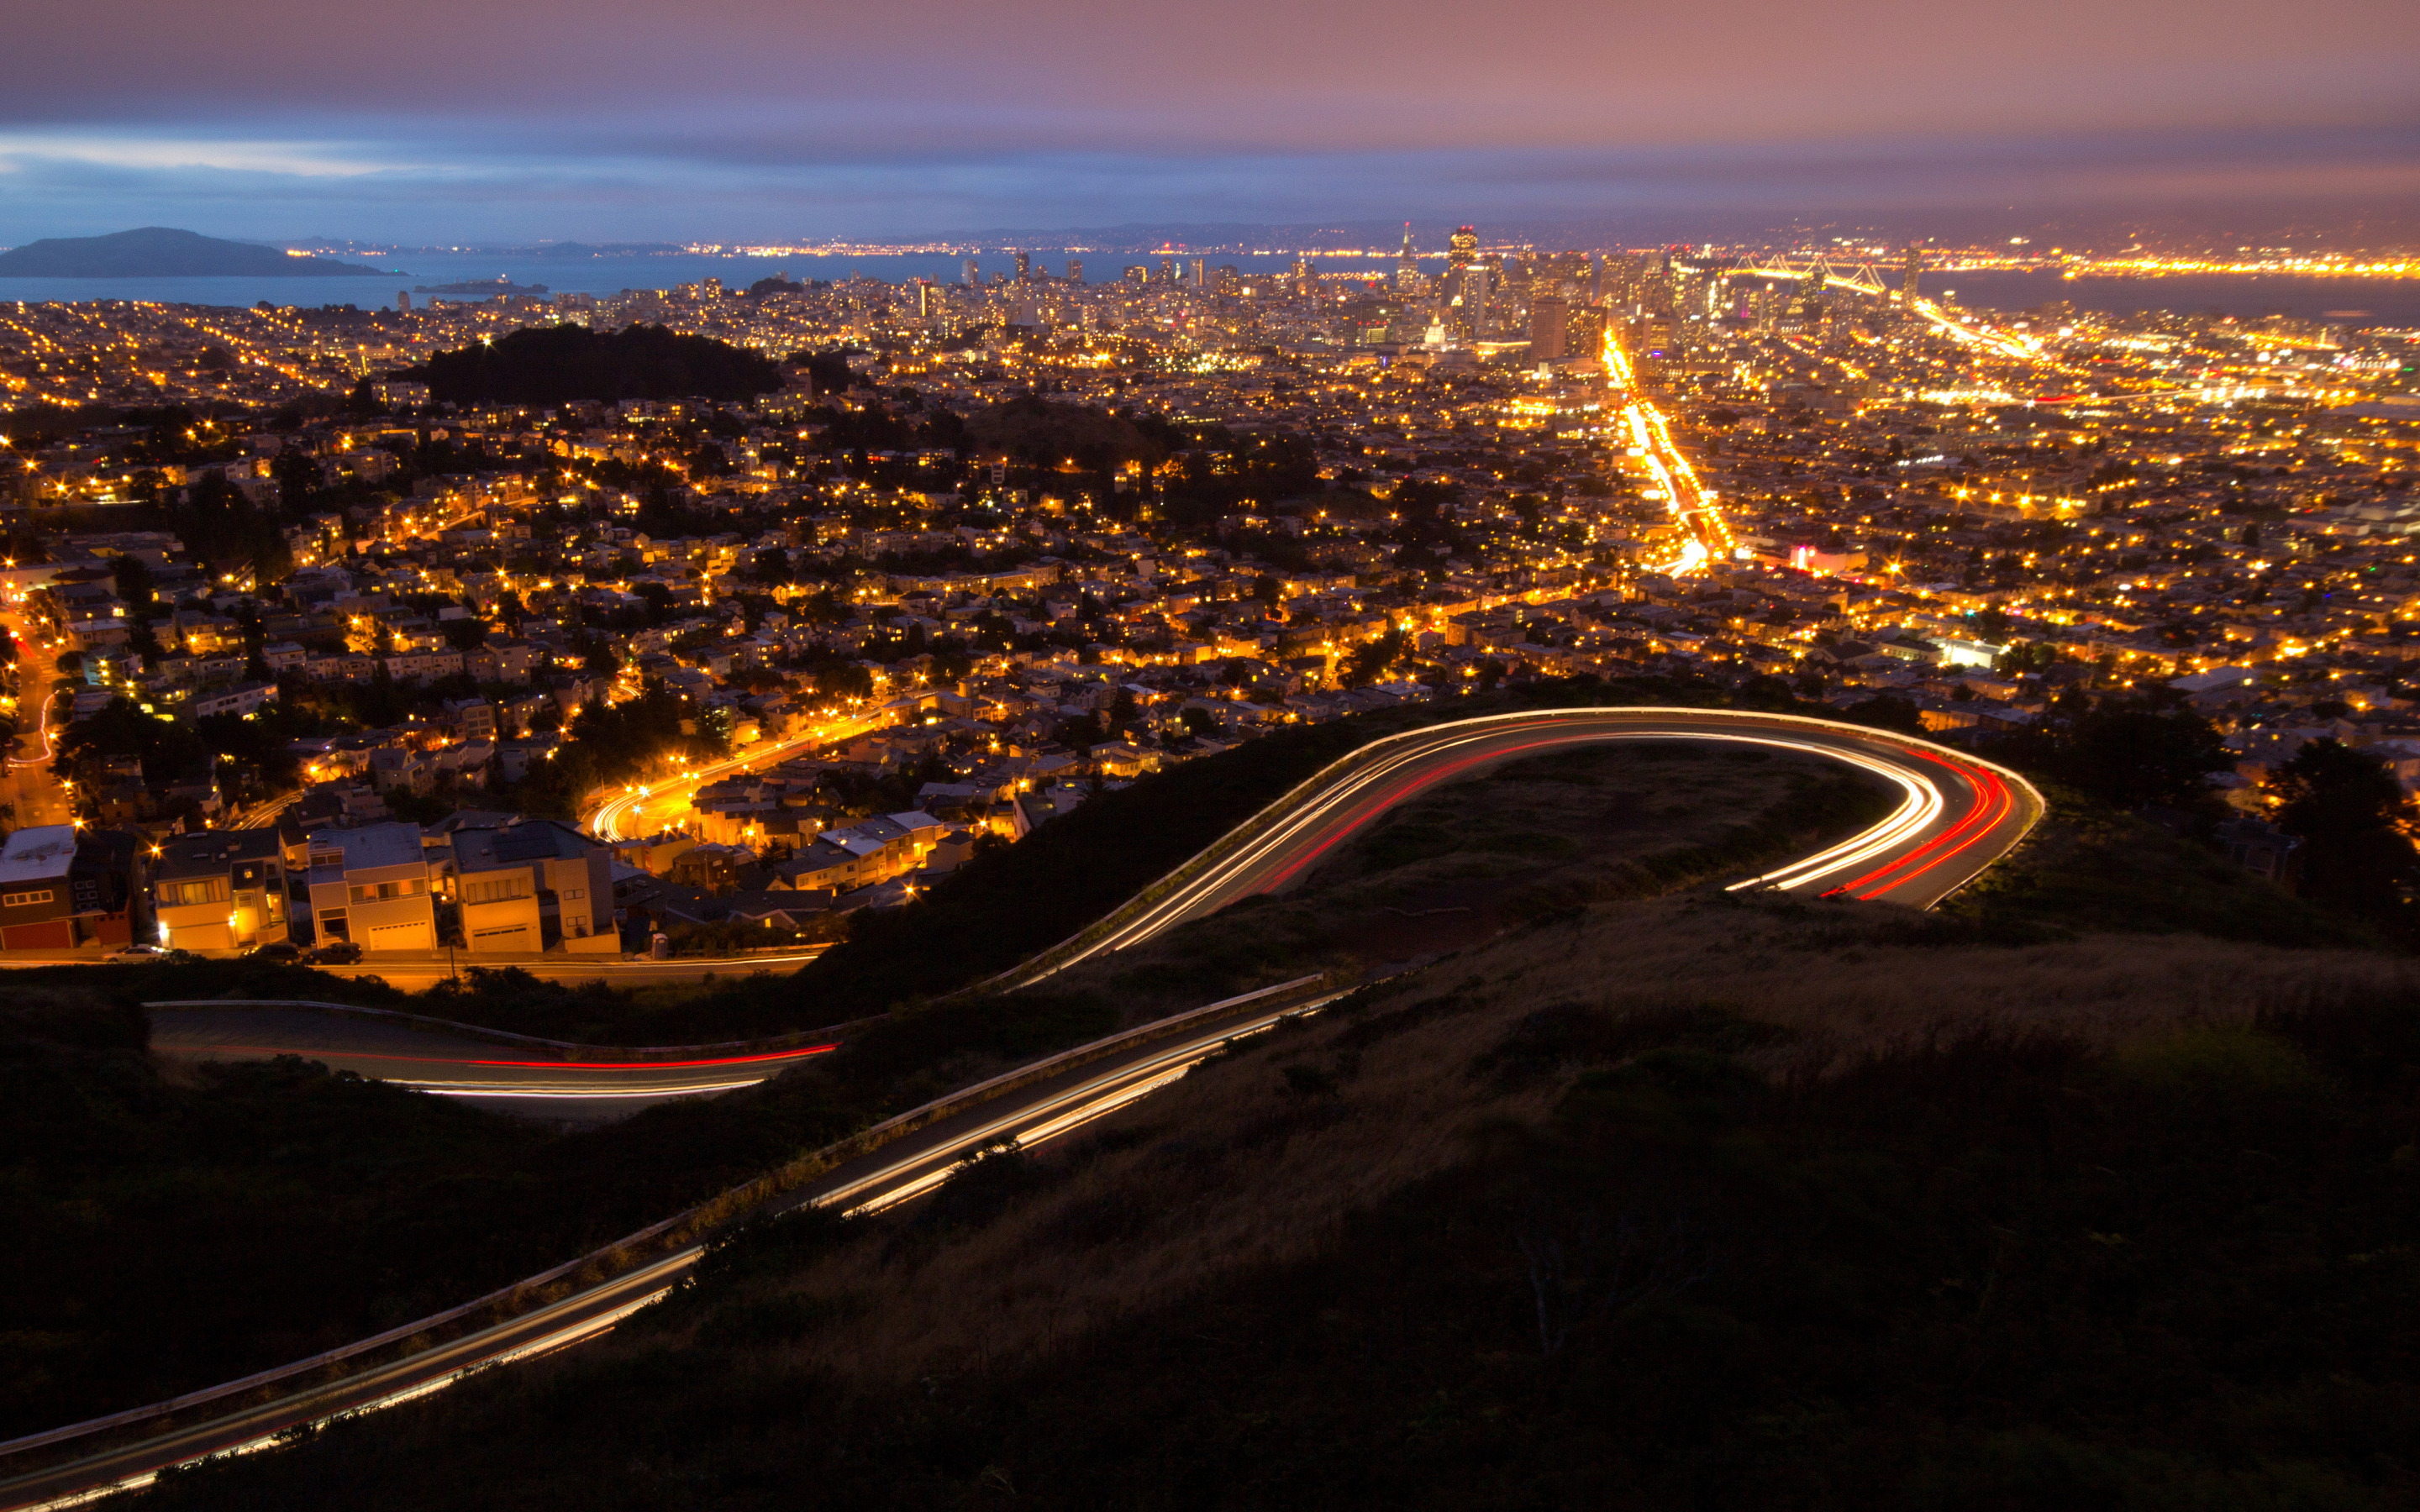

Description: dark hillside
[128,893,2420,1510]
[0,227,389,278]
[0,736,1883,1446]
[403,323,782,405]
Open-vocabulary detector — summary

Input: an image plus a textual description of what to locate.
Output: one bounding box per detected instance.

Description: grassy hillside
[111,733,2420,1509]
[129,893,2420,1510]
[1,733,1877,1447]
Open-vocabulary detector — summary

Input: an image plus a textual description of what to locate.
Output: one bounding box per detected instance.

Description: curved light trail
[7,685,64,769]
[0,983,1338,1512]
[1034,706,2041,984]
[156,1038,839,1103]
[586,711,875,844]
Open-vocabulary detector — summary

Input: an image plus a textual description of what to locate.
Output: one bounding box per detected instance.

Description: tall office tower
[1463,263,1491,336]
[1449,225,1478,271]
[1395,222,1420,290]
[964,257,980,286]
[1190,256,1207,290]
[916,280,934,319]
[1529,296,1569,360]
[1065,259,1084,284]
[1568,305,1607,360]
[397,291,411,312]
[1590,253,1605,302]
[1902,244,1921,300]
[1292,256,1313,297]
[1014,250,1031,282]
[1160,255,1176,281]
[1125,265,1147,284]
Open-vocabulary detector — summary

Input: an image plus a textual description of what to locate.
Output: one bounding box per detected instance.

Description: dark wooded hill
[0,228,390,278]
[402,323,783,405]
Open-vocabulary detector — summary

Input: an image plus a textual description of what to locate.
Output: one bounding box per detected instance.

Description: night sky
[3,0,2415,242]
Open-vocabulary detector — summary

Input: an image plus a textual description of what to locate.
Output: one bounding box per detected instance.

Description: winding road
[0,704,2041,1509]
[145,1003,842,1124]
[1035,706,2041,983]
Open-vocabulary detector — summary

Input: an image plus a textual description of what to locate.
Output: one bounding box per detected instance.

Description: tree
[1344,628,1407,687]
[1994,690,2228,812]
[111,554,155,611]
[2268,738,2417,917]
[2059,692,2229,810]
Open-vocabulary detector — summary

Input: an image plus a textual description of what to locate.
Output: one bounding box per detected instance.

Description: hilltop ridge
[0,227,392,277]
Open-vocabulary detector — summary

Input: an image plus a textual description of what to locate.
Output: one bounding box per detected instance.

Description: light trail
[1028,708,2043,989]
[585,714,876,843]
[1602,328,1733,574]
[0,985,1343,1512]
[162,1042,839,1073]
[7,684,62,769]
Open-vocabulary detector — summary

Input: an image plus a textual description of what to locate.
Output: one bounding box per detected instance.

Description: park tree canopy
[404,324,784,406]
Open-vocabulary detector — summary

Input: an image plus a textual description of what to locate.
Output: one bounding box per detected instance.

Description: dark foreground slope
[130,797,2420,1509]
[2,737,1876,1448]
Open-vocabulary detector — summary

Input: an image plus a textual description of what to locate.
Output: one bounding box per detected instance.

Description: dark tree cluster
[405,324,784,406]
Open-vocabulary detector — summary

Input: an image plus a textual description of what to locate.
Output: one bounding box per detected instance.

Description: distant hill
[402,323,784,404]
[0,227,393,277]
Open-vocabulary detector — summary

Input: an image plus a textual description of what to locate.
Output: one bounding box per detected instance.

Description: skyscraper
[1529,296,1569,360]
[916,280,934,319]
[1014,250,1031,282]
[963,257,980,286]
[1065,260,1084,285]
[1462,263,1490,337]
[1190,256,1207,291]
[1160,255,1176,282]
[1902,244,1922,300]
[397,291,411,312]
[1449,225,1478,270]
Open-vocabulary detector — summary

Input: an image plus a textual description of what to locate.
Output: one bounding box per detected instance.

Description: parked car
[305,941,363,965]
[248,941,302,962]
[103,944,196,965]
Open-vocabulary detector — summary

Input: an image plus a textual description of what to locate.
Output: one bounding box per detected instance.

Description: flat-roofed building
[305,822,435,953]
[153,828,287,953]
[451,819,617,955]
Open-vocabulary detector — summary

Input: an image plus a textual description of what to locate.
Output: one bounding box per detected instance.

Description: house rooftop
[454,819,598,874]
[0,826,79,887]
[308,822,427,875]
[154,828,281,881]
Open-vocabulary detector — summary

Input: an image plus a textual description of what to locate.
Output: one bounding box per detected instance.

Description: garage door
[364,919,434,953]
[168,921,234,953]
[470,921,535,951]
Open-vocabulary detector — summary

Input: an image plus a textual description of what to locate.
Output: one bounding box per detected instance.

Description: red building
[0,825,145,954]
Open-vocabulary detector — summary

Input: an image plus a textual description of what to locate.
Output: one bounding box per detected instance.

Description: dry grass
[629,890,2420,1392]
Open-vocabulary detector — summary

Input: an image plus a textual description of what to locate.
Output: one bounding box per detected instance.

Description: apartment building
[305,822,436,952]
[153,828,288,953]
[776,811,945,894]
[451,819,617,955]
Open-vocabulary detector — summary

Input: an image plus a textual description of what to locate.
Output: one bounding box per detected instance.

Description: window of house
[2,888,54,908]
[463,877,529,906]
[165,878,229,908]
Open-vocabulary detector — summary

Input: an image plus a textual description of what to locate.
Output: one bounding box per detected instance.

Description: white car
[103,944,187,964]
